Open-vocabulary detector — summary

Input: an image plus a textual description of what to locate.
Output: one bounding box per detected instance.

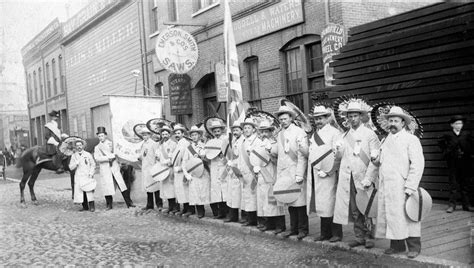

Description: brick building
[22,18,68,146]
[142,0,440,127]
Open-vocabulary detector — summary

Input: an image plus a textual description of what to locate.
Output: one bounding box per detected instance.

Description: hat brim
[275,110,297,118]
[383,113,411,123]
[209,125,225,130]
[96,131,107,135]
[310,112,331,117]
[258,126,275,131]
[341,109,368,115]
[240,122,257,128]
[189,129,203,134]
[449,117,466,124]
[173,128,187,133]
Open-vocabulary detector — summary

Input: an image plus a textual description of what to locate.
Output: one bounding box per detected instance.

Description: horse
[16,146,75,207]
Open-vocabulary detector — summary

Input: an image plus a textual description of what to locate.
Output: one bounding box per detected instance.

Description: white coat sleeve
[94,146,109,163]
[295,131,309,179]
[69,154,79,170]
[363,131,381,184]
[405,136,425,191]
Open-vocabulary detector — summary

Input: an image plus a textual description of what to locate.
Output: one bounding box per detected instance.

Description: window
[33,71,38,103]
[38,67,43,101]
[59,55,65,93]
[193,0,219,13]
[285,47,303,110]
[168,0,177,22]
[52,59,57,95]
[199,74,226,119]
[27,74,32,103]
[154,82,163,96]
[282,36,325,113]
[150,0,159,33]
[245,57,261,109]
[81,114,87,138]
[46,63,51,98]
[72,116,78,136]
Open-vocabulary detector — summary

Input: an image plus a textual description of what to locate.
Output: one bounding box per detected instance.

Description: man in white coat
[94,127,134,210]
[224,122,244,223]
[69,139,96,212]
[171,124,193,217]
[334,101,380,249]
[374,106,425,259]
[205,121,229,219]
[182,125,210,218]
[273,106,309,240]
[307,106,343,242]
[238,118,259,226]
[158,126,178,214]
[253,120,286,233]
[139,128,161,210]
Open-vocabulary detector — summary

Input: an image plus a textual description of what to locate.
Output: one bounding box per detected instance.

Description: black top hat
[96,126,107,135]
[449,115,466,124]
[48,110,59,117]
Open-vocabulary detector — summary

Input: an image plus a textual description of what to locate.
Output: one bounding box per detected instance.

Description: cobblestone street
[0,175,426,266]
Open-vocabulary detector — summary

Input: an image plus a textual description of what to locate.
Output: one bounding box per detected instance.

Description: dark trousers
[288,206,309,234]
[390,237,421,253]
[82,192,89,210]
[320,217,343,239]
[266,215,286,230]
[196,205,205,217]
[350,176,373,241]
[246,211,258,225]
[227,208,239,221]
[167,198,179,211]
[219,202,229,217]
[258,217,266,227]
[146,192,162,209]
[181,203,194,213]
[448,158,471,208]
[210,203,219,216]
[154,191,163,208]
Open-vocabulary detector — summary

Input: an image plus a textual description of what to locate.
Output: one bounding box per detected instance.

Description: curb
[144,209,469,268]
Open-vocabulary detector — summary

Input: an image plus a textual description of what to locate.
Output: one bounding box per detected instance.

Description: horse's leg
[19,168,31,207]
[28,167,42,205]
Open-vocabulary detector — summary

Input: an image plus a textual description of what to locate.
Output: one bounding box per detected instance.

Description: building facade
[22,18,67,147]
[142,0,439,127]
[61,0,147,139]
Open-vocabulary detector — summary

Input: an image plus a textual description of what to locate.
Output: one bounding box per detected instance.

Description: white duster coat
[334,125,380,225]
[306,124,341,217]
[69,151,96,203]
[158,139,177,199]
[140,139,160,193]
[238,134,258,212]
[274,123,309,207]
[207,135,228,203]
[226,136,243,209]
[182,141,210,205]
[172,138,190,203]
[93,139,127,196]
[254,137,285,217]
[376,130,424,239]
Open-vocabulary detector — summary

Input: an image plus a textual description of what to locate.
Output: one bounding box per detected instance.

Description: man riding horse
[37,110,66,172]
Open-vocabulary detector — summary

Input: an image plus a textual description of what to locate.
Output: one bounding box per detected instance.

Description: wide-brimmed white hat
[341,101,368,115]
[275,105,297,118]
[311,106,331,117]
[188,125,203,135]
[383,106,412,123]
[208,120,226,130]
[241,118,257,128]
[230,121,242,130]
[257,120,275,131]
[173,123,187,133]
[160,125,172,133]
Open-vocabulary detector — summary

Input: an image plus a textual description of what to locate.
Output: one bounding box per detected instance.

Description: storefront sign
[156,28,199,74]
[321,23,346,86]
[214,62,227,103]
[168,74,193,115]
[62,0,121,37]
[233,0,304,44]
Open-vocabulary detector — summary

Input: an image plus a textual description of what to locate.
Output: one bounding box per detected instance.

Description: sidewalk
[5,166,472,266]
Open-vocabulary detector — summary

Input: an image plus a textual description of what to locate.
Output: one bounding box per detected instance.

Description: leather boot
[121,190,135,208]
[154,191,163,210]
[89,201,95,212]
[105,196,113,210]
[79,201,89,211]
[142,193,154,210]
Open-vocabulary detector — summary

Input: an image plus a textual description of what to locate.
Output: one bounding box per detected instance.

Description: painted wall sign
[233,0,304,44]
[321,23,347,87]
[168,73,193,115]
[155,28,199,74]
[214,61,227,103]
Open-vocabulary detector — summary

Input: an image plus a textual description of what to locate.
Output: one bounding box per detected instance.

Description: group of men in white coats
[68,127,135,212]
[133,99,425,258]
[306,101,425,258]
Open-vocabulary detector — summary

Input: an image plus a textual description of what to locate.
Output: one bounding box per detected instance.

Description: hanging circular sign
[155,28,199,74]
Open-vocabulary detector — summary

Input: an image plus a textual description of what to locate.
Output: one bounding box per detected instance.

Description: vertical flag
[223,0,249,137]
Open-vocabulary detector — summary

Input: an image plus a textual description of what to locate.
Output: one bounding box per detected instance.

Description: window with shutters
[193,0,219,16]
[33,71,38,103]
[245,57,261,110]
[38,67,43,101]
[59,55,65,92]
[150,0,159,33]
[46,62,51,98]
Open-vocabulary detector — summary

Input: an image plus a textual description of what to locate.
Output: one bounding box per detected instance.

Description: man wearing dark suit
[439,115,474,213]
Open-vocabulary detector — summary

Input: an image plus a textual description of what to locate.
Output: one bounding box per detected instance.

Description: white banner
[109,95,162,166]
